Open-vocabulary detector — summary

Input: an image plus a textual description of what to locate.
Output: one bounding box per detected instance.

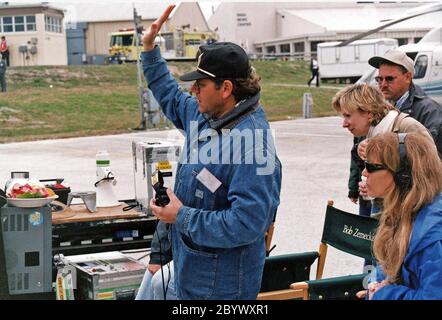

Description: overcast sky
[2,1,391,20]
[5,0,436,20]
[4,0,220,19]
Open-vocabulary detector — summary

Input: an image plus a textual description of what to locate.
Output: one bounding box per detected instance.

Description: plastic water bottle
[95,150,119,207]
[96,150,110,168]
[96,150,116,186]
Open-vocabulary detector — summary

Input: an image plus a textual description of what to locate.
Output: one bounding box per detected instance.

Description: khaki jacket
[392,112,434,143]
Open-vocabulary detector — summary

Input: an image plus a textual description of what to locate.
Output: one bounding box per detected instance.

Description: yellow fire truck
[108,29,163,63]
[161,29,218,60]
[108,28,218,63]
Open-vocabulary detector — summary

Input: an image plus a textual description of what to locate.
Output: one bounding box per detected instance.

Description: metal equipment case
[52,211,157,256]
[132,141,181,213]
[66,251,146,300]
[0,205,52,295]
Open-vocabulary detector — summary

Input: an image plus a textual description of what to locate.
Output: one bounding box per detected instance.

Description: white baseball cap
[369,49,415,77]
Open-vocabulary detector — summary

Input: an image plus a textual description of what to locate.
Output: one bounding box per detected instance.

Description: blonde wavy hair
[366,132,442,282]
[332,83,396,126]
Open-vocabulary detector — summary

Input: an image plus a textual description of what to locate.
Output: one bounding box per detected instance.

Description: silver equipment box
[66,251,146,300]
[0,205,52,295]
[132,141,181,213]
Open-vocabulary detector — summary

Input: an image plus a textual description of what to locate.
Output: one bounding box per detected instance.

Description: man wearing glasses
[368,49,441,156]
[139,5,282,300]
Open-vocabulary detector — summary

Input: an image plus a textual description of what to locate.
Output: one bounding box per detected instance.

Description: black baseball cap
[179,42,250,81]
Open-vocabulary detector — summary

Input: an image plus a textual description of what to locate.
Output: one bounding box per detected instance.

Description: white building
[0,3,67,66]
[209,1,441,59]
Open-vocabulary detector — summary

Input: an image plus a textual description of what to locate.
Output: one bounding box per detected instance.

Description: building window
[1,16,13,32]
[266,45,276,54]
[14,16,25,32]
[45,16,49,31]
[45,15,62,33]
[0,15,36,32]
[396,38,408,46]
[26,15,36,31]
[310,41,322,53]
[294,42,305,52]
[280,44,290,53]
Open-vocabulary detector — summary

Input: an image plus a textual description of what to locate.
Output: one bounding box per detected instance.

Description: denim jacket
[142,47,282,299]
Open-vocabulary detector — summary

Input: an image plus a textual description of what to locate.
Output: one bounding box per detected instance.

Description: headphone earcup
[395,133,412,194]
[394,164,412,193]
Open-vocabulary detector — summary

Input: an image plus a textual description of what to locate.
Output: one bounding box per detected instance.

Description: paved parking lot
[0,116,365,278]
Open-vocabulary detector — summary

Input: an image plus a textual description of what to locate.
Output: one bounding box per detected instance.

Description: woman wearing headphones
[363,132,442,299]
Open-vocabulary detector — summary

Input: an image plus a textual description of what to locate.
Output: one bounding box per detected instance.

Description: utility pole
[134,6,149,130]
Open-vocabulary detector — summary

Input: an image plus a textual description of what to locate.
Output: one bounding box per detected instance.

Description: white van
[317,38,398,83]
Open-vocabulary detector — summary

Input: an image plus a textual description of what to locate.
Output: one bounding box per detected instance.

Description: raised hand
[142,4,176,51]
[357,139,369,160]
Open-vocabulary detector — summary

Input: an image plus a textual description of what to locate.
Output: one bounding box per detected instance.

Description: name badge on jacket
[196,168,222,193]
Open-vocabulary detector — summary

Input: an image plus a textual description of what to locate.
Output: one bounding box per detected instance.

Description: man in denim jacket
[142,5,282,300]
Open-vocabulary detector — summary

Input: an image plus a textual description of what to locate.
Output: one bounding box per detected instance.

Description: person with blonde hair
[332,83,433,215]
[362,132,442,299]
[332,83,432,147]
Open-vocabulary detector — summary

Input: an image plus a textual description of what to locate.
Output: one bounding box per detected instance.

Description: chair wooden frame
[257,221,313,300]
[258,200,377,300]
[290,200,376,299]
[265,222,275,256]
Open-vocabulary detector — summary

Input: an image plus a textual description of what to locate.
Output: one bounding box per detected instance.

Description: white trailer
[317,38,398,83]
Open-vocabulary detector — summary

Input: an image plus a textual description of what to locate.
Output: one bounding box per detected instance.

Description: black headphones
[393,133,413,194]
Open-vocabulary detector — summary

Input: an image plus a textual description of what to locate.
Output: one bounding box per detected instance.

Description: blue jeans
[135,261,176,300]
[370,201,381,216]
[359,198,372,217]
[359,198,373,267]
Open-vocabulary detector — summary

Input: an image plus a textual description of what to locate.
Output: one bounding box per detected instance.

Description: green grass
[0,60,343,143]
